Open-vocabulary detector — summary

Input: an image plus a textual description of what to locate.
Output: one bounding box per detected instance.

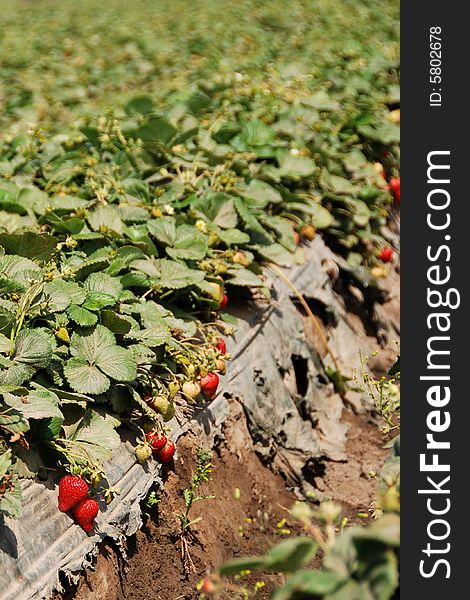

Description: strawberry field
[0,1,400,598]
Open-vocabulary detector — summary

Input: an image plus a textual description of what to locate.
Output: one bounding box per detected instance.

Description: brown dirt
[59,401,388,600]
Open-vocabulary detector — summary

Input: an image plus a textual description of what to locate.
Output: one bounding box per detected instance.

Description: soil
[58,402,389,600]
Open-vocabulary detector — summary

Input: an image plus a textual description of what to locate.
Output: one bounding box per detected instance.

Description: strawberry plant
[0,0,399,531]
[176,448,214,571]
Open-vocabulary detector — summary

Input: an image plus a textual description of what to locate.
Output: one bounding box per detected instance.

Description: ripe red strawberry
[72,497,99,532]
[215,338,226,354]
[58,475,89,513]
[146,431,167,453]
[389,177,400,202]
[155,439,175,464]
[142,392,154,404]
[200,372,219,400]
[379,247,393,263]
[219,293,228,310]
[293,231,300,246]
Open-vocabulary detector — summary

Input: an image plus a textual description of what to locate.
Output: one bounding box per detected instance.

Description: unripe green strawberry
[207,281,224,304]
[182,381,201,399]
[152,395,170,415]
[135,443,152,464]
[162,401,176,422]
[215,358,226,375]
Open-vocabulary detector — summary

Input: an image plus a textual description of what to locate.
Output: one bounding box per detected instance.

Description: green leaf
[13,446,42,479]
[0,255,42,284]
[67,325,137,392]
[167,226,208,260]
[64,409,121,464]
[349,199,371,227]
[303,90,340,111]
[0,478,22,518]
[30,416,63,442]
[192,193,239,228]
[147,216,177,245]
[0,333,13,354]
[320,169,356,195]
[234,198,272,240]
[271,569,345,600]
[132,301,171,329]
[0,231,57,263]
[69,324,114,363]
[155,259,205,289]
[84,272,123,301]
[240,119,276,147]
[219,556,267,576]
[215,227,250,246]
[72,257,111,281]
[14,328,55,368]
[67,305,98,327]
[240,180,282,208]
[106,245,145,276]
[64,357,110,394]
[87,205,124,234]
[278,154,316,179]
[100,310,133,335]
[130,114,177,145]
[226,267,263,287]
[256,243,295,267]
[126,325,172,347]
[125,95,154,116]
[4,388,63,420]
[43,280,87,312]
[82,292,116,311]
[0,363,36,386]
[264,537,318,573]
[72,409,120,447]
[0,405,29,433]
[94,344,137,381]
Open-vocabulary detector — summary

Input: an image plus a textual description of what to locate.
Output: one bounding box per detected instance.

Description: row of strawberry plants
[0,69,399,526]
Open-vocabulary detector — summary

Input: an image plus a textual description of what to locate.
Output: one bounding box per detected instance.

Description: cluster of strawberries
[58,476,98,532]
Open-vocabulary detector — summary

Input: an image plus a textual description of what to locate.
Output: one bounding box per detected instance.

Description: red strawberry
[58,475,89,513]
[155,439,175,464]
[219,293,228,310]
[146,431,167,453]
[215,338,226,354]
[200,372,219,400]
[142,392,153,404]
[379,247,393,263]
[293,231,300,246]
[72,497,99,532]
[389,177,400,202]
